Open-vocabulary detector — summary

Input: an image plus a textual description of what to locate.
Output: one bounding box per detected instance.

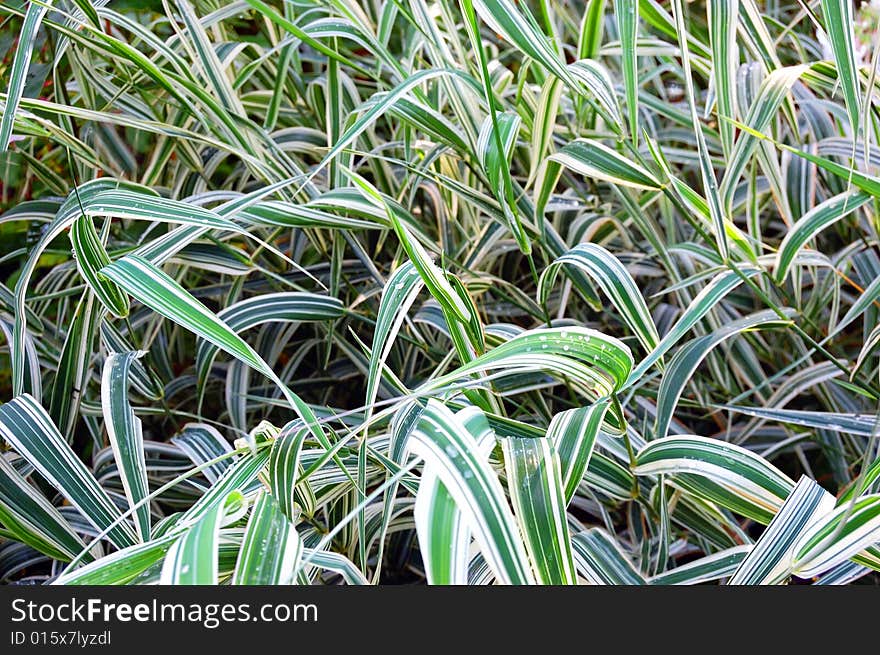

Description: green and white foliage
[0,0,879,586]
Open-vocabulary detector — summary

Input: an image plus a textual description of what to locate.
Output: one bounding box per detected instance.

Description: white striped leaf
[100,322,162,400]
[173,0,243,115]
[548,397,612,503]
[814,560,872,585]
[650,546,752,585]
[853,322,880,379]
[635,435,796,524]
[721,406,879,436]
[406,399,535,584]
[307,67,467,183]
[578,0,606,59]
[300,549,368,585]
[477,111,529,251]
[728,476,835,585]
[101,351,151,542]
[268,423,317,520]
[615,0,639,141]
[568,59,622,127]
[170,424,233,485]
[0,394,137,549]
[353,176,471,323]
[654,309,793,438]
[100,255,330,445]
[74,189,239,231]
[422,325,633,399]
[738,0,783,71]
[168,242,252,276]
[161,491,244,585]
[241,200,383,231]
[414,466,466,585]
[74,188,303,277]
[177,450,269,528]
[819,0,861,135]
[69,215,129,318]
[793,494,880,578]
[195,291,344,387]
[0,454,88,562]
[625,265,761,385]
[775,190,871,283]
[838,454,880,505]
[233,491,303,585]
[501,436,577,584]
[8,179,201,395]
[572,528,646,584]
[48,292,103,439]
[529,76,564,186]
[708,0,739,158]
[550,139,662,190]
[364,262,424,422]
[471,0,579,89]
[414,406,495,585]
[670,0,728,260]
[0,1,50,151]
[852,546,880,573]
[719,66,808,208]
[539,243,660,353]
[54,534,178,585]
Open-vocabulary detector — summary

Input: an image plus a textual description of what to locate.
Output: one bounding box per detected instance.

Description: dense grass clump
[0,0,879,585]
